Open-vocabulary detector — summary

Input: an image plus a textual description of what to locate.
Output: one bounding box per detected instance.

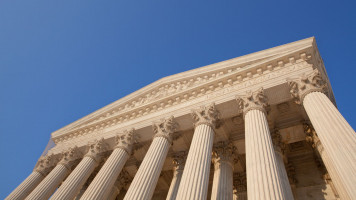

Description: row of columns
[6,69,356,200]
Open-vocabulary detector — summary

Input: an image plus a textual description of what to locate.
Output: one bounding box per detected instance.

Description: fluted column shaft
[245,109,292,200]
[124,136,171,200]
[5,171,44,200]
[166,168,184,200]
[176,124,215,200]
[50,156,98,200]
[274,150,294,199]
[210,158,233,200]
[25,164,70,200]
[80,148,129,199]
[303,91,356,199]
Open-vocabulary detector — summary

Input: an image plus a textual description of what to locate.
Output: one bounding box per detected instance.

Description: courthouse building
[6,37,356,200]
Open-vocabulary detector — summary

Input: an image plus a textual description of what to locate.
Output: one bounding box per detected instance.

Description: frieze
[53,52,319,144]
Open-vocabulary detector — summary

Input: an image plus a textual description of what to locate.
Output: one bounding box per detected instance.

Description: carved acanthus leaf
[115,170,131,191]
[172,151,187,172]
[85,138,108,162]
[34,154,59,176]
[212,141,236,166]
[287,69,327,104]
[115,128,138,154]
[191,103,221,128]
[58,146,82,168]
[152,116,178,143]
[233,172,247,192]
[271,130,286,154]
[236,87,268,116]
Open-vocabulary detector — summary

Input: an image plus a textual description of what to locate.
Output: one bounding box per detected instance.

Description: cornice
[51,37,333,145]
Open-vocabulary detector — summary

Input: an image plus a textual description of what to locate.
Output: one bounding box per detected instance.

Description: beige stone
[7,37,355,200]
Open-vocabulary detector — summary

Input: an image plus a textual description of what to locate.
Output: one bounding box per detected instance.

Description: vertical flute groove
[303,92,356,199]
[5,171,44,200]
[124,137,170,200]
[25,164,70,200]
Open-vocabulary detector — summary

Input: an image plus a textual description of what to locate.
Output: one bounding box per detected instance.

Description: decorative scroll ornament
[271,130,286,154]
[34,154,59,176]
[172,151,187,173]
[212,141,236,170]
[152,116,178,143]
[85,138,109,163]
[191,103,221,128]
[58,146,83,169]
[233,172,247,193]
[236,87,268,116]
[115,129,138,154]
[287,69,328,105]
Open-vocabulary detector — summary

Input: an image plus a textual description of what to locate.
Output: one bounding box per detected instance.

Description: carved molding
[236,87,268,116]
[53,51,315,144]
[115,129,138,155]
[191,103,221,128]
[287,69,328,105]
[58,146,83,169]
[84,138,109,163]
[152,116,178,143]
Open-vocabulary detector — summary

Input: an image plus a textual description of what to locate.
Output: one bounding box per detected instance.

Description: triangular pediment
[52,37,320,139]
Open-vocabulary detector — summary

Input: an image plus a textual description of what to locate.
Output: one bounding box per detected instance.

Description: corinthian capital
[85,138,109,162]
[152,116,178,143]
[191,103,221,128]
[34,154,59,176]
[58,146,83,169]
[115,129,138,154]
[115,170,131,191]
[172,151,187,172]
[271,130,286,154]
[287,69,327,105]
[233,172,247,193]
[236,88,268,116]
[212,141,236,170]
[304,123,323,152]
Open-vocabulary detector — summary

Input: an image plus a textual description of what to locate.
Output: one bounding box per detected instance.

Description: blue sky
[0,0,355,198]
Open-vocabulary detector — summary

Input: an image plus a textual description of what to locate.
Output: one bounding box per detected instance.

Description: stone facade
[6,37,356,200]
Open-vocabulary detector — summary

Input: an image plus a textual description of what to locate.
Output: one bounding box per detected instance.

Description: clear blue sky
[0,0,355,198]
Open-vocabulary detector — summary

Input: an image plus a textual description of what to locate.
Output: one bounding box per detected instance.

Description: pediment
[52,37,324,141]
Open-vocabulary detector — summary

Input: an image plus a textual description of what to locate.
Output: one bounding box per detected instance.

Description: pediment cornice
[52,37,330,144]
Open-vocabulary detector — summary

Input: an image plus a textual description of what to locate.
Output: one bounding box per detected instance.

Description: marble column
[271,130,294,200]
[233,172,247,200]
[236,88,294,200]
[50,138,108,200]
[288,69,356,199]
[80,129,135,200]
[304,123,349,199]
[124,116,178,200]
[176,103,220,200]
[5,154,57,200]
[210,141,235,200]
[166,151,186,200]
[25,146,83,200]
[107,170,131,200]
